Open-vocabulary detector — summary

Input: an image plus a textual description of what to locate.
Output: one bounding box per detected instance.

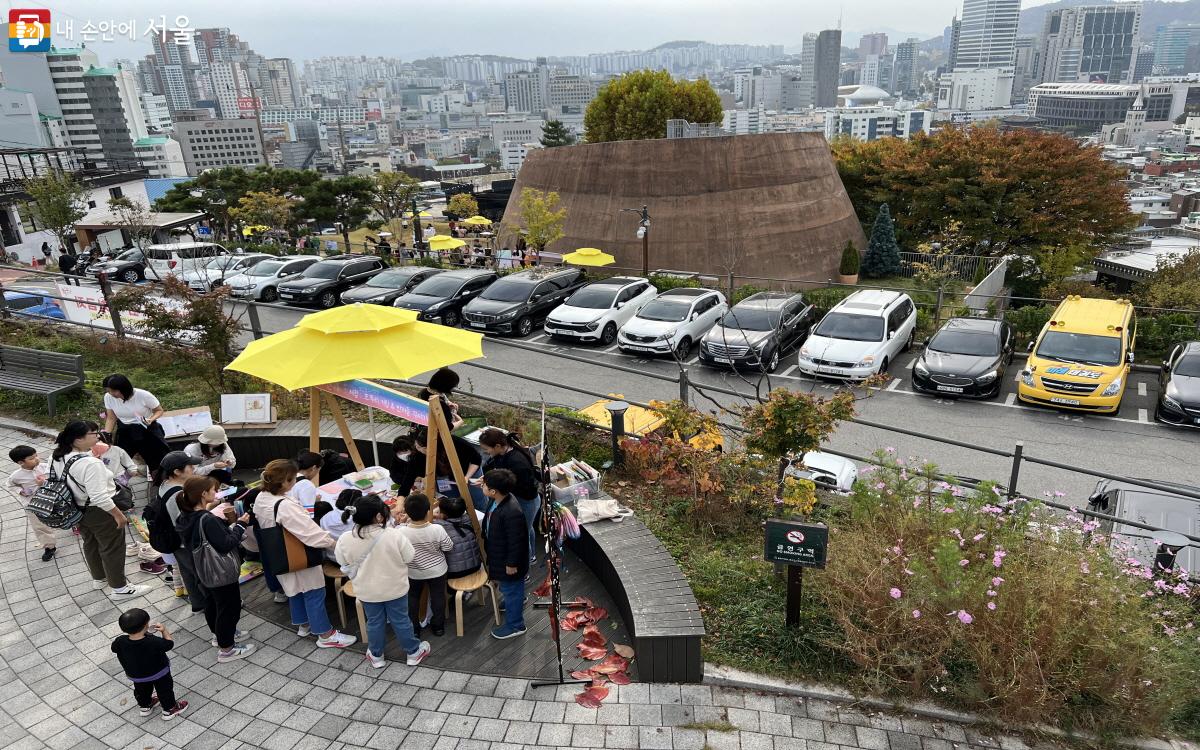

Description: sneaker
[110,584,150,600]
[490,625,527,640]
[211,630,248,646]
[40,548,56,562]
[161,700,188,721]
[406,641,431,666]
[366,650,386,669]
[91,579,107,590]
[316,630,356,649]
[139,561,167,575]
[272,591,288,604]
[126,542,140,557]
[216,644,256,663]
[174,586,188,598]
[138,697,160,716]
[296,624,311,638]
[163,573,175,585]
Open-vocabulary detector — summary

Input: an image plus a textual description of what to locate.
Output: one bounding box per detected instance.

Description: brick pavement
[0,423,1077,750]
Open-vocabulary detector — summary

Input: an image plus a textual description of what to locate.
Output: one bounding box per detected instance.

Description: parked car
[3,288,65,320]
[699,291,814,373]
[89,247,148,284]
[141,242,229,280]
[276,254,385,308]
[393,268,497,327]
[784,451,859,493]
[1087,478,1200,574]
[617,288,727,359]
[180,253,272,292]
[797,289,917,380]
[912,317,1014,399]
[341,267,444,306]
[543,276,656,345]
[1156,340,1200,427]
[224,255,320,302]
[462,266,585,336]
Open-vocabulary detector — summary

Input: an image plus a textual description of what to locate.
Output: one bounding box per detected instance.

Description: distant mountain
[652,40,710,50]
[1020,0,1200,39]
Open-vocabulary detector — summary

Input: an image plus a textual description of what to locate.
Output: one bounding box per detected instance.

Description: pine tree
[540,120,576,147]
[861,203,902,278]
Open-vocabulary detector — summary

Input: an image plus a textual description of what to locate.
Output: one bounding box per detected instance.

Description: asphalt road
[230,298,1200,506]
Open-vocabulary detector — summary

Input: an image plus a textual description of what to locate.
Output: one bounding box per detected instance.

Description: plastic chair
[446,568,500,637]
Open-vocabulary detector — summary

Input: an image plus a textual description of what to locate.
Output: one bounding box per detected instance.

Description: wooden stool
[341,580,367,643]
[322,562,364,639]
[446,568,500,637]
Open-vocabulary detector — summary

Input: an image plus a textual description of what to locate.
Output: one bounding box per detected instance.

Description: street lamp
[620,205,650,277]
[605,400,630,467]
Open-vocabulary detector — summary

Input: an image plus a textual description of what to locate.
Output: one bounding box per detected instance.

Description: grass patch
[679,720,737,733]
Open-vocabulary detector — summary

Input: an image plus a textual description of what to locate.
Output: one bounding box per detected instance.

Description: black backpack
[144,485,183,554]
[27,455,87,529]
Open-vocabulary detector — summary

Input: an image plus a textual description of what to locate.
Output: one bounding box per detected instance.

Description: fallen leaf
[575,690,603,708]
[614,644,635,659]
[577,644,608,660]
[610,671,632,685]
[532,573,552,598]
[588,683,610,700]
[587,607,608,621]
[570,669,594,680]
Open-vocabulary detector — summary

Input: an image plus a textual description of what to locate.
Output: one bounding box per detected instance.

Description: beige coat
[254,490,333,597]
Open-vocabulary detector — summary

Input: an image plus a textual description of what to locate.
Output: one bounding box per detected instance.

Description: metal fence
[898,251,994,282]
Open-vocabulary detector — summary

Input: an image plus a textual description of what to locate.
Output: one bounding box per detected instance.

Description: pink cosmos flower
[972,533,985,542]
[959,559,969,567]
[889,588,902,599]
[1080,562,1090,574]
[991,576,1004,587]
[986,590,997,597]
[986,602,996,611]
[957,610,974,624]
[912,610,921,618]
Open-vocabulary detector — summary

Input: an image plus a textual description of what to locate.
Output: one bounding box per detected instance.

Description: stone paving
[0,422,1074,750]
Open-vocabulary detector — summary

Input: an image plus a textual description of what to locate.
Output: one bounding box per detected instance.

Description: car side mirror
[1162,360,1171,369]
[1127,351,1135,365]
[616,301,625,309]
[1026,342,1034,352]
[690,312,698,321]
[888,330,897,340]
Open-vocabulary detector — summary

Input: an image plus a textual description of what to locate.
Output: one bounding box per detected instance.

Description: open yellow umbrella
[562,247,616,267]
[241,224,270,237]
[225,305,484,391]
[428,235,466,251]
[461,215,492,226]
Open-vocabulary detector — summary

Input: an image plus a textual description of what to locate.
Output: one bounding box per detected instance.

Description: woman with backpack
[477,428,541,564]
[51,421,148,600]
[145,451,202,607]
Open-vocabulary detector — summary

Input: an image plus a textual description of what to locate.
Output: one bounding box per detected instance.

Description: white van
[142,242,229,280]
[798,289,917,380]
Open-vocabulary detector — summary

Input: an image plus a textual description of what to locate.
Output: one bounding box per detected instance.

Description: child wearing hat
[184,426,236,485]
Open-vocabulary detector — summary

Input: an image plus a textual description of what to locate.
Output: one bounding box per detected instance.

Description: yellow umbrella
[562,247,616,267]
[242,224,270,237]
[461,215,492,226]
[225,305,484,391]
[428,235,466,251]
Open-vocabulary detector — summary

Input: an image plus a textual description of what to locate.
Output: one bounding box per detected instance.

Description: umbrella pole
[308,388,321,453]
[367,406,379,466]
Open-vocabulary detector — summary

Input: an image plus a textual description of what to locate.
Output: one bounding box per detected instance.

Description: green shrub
[731,285,767,304]
[1137,313,1197,360]
[650,274,702,292]
[806,287,854,316]
[839,241,861,276]
[1006,303,1053,347]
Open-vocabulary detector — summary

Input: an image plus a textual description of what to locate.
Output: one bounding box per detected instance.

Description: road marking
[908,359,917,370]
[780,364,798,377]
[1137,382,1147,397]
[603,344,620,354]
[686,355,699,365]
[1013,370,1023,382]
[1138,408,1149,423]
[529,333,548,343]
[887,378,902,391]
[1004,393,1016,406]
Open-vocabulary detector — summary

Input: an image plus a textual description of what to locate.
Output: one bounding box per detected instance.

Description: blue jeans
[446,468,488,514]
[498,578,525,631]
[516,495,539,562]
[289,586,332,635]
[362,595,422,657]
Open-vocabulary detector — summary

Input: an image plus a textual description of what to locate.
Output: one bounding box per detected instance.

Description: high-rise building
[547,74,596,113]
[47,48,103,165]
[80,64,148,169]
[1154,23,1200,74]
[174,117,266,175]
[504,64,550,113]
[954,0,1021,70]
[1012,36,1038,100]
[859,33,889,57]
[140,93,173,133]
[210,60,253,120]
[264,58,302,108]
[1037,3,1140,84]
[814,29,843,107]
[892,39,920,97]
[947,17,962,69]
[147,34,199,112]
[1131,45,1155,82]
[862,55,885,88]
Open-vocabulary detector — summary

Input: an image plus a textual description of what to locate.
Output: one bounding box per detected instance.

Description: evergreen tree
[861,203,902,278]
[540,120,576,147]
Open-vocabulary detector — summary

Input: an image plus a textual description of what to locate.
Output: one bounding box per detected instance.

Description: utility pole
[335,108,349,176]
[621,205,651,277]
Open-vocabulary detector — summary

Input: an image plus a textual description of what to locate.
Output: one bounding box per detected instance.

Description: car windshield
[367,270,413,288]
[1036,331,1122,367]
[410,276,465,297]
[719,307,779,331]
[480,281,532,303]
[638,299,691,322]
[928,330,999,356]
[565,286,618,309]
[204,257,237,270]
[114,249,143,262]
[1174,354,1200,377]
[814,312,885,342]
[301,262,341,279]
[247,260,284,277]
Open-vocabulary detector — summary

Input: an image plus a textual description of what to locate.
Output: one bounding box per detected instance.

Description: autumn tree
[372,172,422,240]
[1134,250,1200,310]
[105,196,155,251]
[229,190,296,236]
[540,120,576,147]
[301,176,376,251]
[23,171,89,252]
[584,69,723,142]
[516,188,566,253]
[447,193,479,219]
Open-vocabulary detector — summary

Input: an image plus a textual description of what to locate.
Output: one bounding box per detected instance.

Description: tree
[447,193,479,219]
[839,240,861,277]
[229,190,296,237]
[540,120,576,147]
[105,196,155,251]
[155,167,254,240]
[861,203,902,278]
[1134,251,1200,310]
[23,172,89,252]
[372,172,421,240]
[301,176,376,251]
[516,188,566,253]
[584,69,723,142]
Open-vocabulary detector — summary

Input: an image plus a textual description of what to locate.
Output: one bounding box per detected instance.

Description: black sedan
[912,318,1014,399]
[393,269,497,327]
[340,267,443,306]
[1156,341,1200,428]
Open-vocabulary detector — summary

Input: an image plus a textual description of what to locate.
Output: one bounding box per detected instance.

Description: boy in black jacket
[111,608,188,720]
[481,469,528,639]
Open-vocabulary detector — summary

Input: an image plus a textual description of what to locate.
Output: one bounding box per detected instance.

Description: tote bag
[193,517,240,588]
[258,499,324,575]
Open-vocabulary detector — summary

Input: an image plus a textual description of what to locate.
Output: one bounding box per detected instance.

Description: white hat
[198,425,228,445]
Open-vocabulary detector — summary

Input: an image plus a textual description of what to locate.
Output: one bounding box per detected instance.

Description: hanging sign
[317,379,429,425]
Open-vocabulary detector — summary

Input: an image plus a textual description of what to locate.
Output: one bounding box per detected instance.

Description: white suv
[544,276,656,345]
[618,288,727,359]
[798,289,917,380]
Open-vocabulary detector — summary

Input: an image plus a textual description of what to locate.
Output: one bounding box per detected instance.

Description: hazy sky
[42,0,1065,66]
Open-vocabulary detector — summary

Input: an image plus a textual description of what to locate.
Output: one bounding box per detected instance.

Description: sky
[37,0,1066,66]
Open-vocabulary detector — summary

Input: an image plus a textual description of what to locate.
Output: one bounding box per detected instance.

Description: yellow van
[1018,296,1135,414]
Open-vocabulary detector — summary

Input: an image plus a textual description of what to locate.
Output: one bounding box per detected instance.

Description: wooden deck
[240,548,636,681]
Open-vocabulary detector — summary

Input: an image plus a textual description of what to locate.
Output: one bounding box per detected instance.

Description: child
[398,493,453,637]
[110,608,188,720]
[318,489,360,561]
[434,495,482,580]
[7,445,56,561]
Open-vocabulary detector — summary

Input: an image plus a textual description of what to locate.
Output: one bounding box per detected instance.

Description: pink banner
[317,379,428,426]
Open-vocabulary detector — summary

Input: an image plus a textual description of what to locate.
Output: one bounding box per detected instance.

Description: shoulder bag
[193,516,240,588]
[258,498,325,575]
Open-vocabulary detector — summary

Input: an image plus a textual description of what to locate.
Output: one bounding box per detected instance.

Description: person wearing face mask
[389,436,413,488]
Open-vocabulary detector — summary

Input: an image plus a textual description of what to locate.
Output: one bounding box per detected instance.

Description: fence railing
[897,251,995,282]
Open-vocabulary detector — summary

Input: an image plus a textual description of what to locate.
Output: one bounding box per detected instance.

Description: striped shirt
[399,522,453,580]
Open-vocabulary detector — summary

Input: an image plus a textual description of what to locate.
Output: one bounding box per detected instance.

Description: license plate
[819,367,848,376]
[1050,397,1080,406]
[469,322,487,328]
[279,293,294,298]
[936,385,964,393]
[1194,417,1200,426]
[713,356,732,364]
[623,345,650,352]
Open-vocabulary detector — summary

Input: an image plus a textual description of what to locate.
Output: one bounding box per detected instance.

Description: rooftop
[1050,296,1133,335]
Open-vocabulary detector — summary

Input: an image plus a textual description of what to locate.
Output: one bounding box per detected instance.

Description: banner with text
[317,379,429,426]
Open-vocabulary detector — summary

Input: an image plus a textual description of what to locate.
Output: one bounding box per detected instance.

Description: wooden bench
[0,344,84,417]
[568,515,706,683]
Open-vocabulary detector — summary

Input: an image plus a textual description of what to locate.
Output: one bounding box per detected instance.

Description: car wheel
[879,357,890,375]
[515,316,533,337]
[601,322,617,345]
[766,348,780,372]
[442,310,460,327]
[319,290,339,309]
[904,329,915,352]
[674,337,692,360]
[121,268,141,284]
[261,286,277,303]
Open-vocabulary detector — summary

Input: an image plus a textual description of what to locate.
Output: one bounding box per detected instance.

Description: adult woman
[175,476,255,663]
[184,425,236,485]
[477,428,540,563]
[102,374,169,473]
[388,435,413,488]
[334,494,431,669]
[253,459,356,649]
[417,368,462,430]
[150,451,203,606]
[397,427,485,512]
[51,421,147,599]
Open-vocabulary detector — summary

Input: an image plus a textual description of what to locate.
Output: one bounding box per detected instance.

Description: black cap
[159,451,201,476]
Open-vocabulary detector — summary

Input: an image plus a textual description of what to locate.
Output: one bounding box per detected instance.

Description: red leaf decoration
[586,607,608,622]
[577,644,608,660]
[575,690,603,708]
[610,671,632,685]
[570,669,595,680]
[586,684,610,701]
[533,573,552,598]
[614,644,635,659]
[560,613,581,631]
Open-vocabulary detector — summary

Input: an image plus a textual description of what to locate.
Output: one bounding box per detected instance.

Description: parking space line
[1004,393,1016,406]
[1138,408,1149,424]
[887,378,902,391]
[1013,370,1023,382]
[686,356,699,365]
[603,344,620,354]
[780,364,798,377]
[1138,382,1147,397]
[528,333,548,343]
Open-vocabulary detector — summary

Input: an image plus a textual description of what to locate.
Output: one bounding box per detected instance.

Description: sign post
[764,519,828,627]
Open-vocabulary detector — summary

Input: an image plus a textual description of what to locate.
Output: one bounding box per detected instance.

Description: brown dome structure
[500,132,865,282]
